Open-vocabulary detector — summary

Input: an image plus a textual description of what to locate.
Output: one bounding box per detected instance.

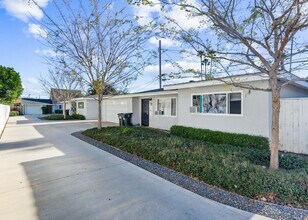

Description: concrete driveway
[0,116,270,220]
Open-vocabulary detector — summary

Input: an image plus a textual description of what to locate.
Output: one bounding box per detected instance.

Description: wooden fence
[279,98,308,155]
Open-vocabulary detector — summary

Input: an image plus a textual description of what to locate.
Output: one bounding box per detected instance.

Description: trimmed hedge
[42,114,85,120]
[41,106,48,114]
[42,114,69,120]
[9,111,19,116]
[71,114,85,120]
[170,125,269,150]
[83,126,308,209]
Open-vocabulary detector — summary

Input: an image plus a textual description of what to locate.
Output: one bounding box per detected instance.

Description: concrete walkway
[0,116,271,220]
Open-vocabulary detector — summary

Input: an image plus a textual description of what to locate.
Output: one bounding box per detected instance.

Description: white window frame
[155,97,177,117]
[78,102,85,109]
[191,91,243,117]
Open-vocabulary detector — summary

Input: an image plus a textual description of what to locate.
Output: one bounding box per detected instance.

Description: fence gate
[279,98,308,155]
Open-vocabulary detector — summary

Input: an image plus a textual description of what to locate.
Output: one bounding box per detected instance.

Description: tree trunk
[270,85,281,170]
[97,94,102,129]
[63,101,67,119]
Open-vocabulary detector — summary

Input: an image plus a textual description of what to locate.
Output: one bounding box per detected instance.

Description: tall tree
[39,68,81,119]
[31,0,153,128]
[134,0,308,170]
[0,65,23,105]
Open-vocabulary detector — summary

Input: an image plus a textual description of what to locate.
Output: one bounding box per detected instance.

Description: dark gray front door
[141,99,150,126]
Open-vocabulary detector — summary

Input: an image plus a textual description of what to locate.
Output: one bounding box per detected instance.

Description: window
[191,92,242,115]
[192,95,202,113]
[59,105,62,110]
[78,102,84,109]
[171,98,176,116]
[156,98,177,116]
[203,93,226,114]
[229,93,241,114]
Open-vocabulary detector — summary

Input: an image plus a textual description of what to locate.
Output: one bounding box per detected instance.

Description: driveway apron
[0,116,271,220]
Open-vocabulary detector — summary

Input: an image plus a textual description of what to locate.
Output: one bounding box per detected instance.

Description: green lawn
[83,126,308,209]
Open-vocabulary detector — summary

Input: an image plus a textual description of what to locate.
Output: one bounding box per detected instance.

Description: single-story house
[72,74,308,139]
[21,98,53,115]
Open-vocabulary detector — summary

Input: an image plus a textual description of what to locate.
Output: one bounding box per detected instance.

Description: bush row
[83,126,307,208]
[170,125,269,150]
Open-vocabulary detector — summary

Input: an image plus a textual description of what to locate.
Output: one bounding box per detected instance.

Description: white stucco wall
[102,97,133,123]
[76,101,86,116]
[177,81,272,137]
[86,100,98,120]
[0,104,10,137]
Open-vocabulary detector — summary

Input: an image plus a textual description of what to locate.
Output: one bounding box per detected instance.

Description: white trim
[164,74,269,90]
[155,97,177,117]
[190,91,243,117]
[72,91,179,102]
[108,91,178,98]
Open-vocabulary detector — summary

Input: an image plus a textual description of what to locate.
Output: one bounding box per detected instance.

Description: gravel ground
[72,131,308,220]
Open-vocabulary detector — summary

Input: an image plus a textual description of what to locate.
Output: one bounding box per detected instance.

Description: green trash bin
[122,113,133,126]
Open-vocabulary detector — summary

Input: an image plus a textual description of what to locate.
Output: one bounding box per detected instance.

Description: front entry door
[141,99,150,126]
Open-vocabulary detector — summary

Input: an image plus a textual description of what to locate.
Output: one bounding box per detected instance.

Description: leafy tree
[31,0,154,129]
[0,65,23,105]
[133,0,308,170]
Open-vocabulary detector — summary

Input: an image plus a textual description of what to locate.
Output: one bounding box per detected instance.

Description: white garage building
[21,98,53,115]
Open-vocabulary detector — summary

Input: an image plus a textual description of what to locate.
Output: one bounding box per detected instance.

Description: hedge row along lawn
[170,125,269,150]
[83,126,308,209]
[42,114,85,120]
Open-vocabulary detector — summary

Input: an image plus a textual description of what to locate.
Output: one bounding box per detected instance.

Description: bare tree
[31,0,154,129]
[134,0,308,169]
[39,68,81,119]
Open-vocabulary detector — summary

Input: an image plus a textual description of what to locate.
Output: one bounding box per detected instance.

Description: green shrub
[43,113,85,120]
[54,110,63,114]
[83,126,308,208]
[9,111,19,116]
[41,106,48,114]
[71,114,85,120]
[43,114,66,120]
[170,125,269,150]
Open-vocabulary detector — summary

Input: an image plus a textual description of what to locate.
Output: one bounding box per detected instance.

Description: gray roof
[21,98,53,105]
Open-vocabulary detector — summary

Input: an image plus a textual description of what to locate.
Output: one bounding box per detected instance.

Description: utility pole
[289,36,294,74]
[159,40,162,89]
[204,58,207,78]
[200,54,203,80]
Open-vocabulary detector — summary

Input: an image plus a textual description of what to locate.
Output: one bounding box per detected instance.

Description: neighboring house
[21,98,53,115]
[73,74,308,140]
[50,88,82,113]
